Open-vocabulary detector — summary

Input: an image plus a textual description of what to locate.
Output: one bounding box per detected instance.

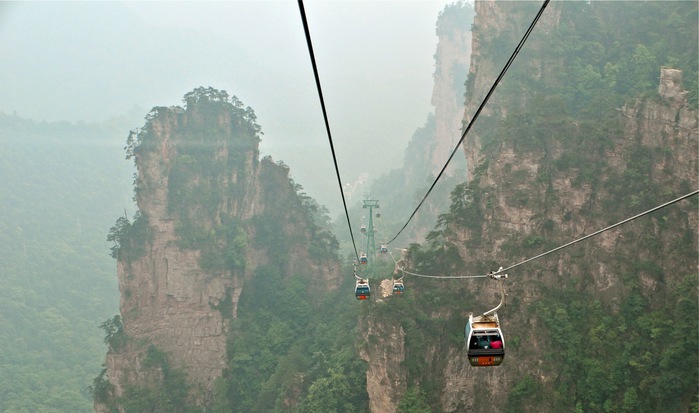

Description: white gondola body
[355,279,370,300]
[465,313,505,366]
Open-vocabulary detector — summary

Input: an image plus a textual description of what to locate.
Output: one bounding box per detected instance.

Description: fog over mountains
[0,1,451,211]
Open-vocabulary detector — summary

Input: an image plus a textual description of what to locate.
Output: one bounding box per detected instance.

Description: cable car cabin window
[469,333,503,350]
[468,332,505,367]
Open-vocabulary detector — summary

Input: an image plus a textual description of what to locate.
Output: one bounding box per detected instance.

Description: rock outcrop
[361,1,697,412]
[96,88,340,412]
[430,3,474,176]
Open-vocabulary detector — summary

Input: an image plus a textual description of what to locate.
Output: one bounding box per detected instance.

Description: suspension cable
[387,190,698,280]
[401,268,490,280]
[496,190,699,274]
[297,0,360,262]
[387,248,489,280]
[387,0,551,245]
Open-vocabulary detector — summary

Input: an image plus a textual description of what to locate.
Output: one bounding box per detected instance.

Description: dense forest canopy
[0,114,133,412]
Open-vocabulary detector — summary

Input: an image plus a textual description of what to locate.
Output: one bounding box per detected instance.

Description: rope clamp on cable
[489,267,508,280]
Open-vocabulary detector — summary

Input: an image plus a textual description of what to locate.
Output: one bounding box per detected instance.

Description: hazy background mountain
[0,2,453,411]
[0,0,452,214]
[0,114,132,411]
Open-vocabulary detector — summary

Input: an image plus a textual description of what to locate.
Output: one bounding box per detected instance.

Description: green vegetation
[0,114,131,412]
[107,211,150,261]
[535,274,697,412]
[368,2,698,412]
[98,314,125,351]
[118,345,200,413]
[398,387,432,413]
[98,88,358,411]
[5,1,697,412]
[213,264,369,412]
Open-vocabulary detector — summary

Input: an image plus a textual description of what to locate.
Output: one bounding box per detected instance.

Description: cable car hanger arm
[483,269,508,317]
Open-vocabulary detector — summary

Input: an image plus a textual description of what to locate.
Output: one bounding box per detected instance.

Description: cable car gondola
[465,313,505,366]
[379,244,388,254]
[355,278,370,300]
[359,253,368,264]
[392,279,405,295]
[360,224,367,234]
[465,272,507,366]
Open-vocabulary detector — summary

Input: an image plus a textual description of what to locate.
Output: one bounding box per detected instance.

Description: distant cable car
[360,224,367,234]
[380,244,388,254]
[355,279,370,300]
[465,272,507,367]
[392,279,405,295]
[359,253,368,264]
[376,212,381,218]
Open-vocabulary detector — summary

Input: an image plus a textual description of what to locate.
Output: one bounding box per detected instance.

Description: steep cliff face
[96,88,341,412]
[379,3,475,247]
[446,1,697,411]
[362,1,697,412]
[429,3,474,177]
[359,320,406,413]
[448,64,697,413]
[359,6,475,411]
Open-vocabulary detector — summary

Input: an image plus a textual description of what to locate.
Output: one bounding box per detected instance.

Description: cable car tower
[362,198,379,264]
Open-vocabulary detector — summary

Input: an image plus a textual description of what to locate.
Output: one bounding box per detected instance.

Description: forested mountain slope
[91,1,697,412]
[94,88,367,412]
[358,3,475,248]
[359,1,697,412]
[0,114,133,412]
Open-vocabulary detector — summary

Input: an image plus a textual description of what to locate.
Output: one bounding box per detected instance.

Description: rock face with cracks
[359,1,697,412]
[95,90,340,412]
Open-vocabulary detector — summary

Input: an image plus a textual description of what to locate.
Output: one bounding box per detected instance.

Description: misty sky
[0,1,453,212]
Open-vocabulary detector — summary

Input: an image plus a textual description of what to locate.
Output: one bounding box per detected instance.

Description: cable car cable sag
[387,190,697,281]
[297,0,360,262]
[495,189,699,274]
[387,248,489,280]
[401,269,490,280]
[387,0,550,246]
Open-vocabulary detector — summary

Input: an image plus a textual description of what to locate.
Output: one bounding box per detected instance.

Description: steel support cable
[497,190,699,274]
[297,0,360,262]
[390,191,698,280]
[401,269,490,280]
[387,0,551,245]
[388,248,489,280]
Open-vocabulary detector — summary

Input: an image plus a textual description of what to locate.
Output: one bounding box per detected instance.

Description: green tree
[398,387,432,413]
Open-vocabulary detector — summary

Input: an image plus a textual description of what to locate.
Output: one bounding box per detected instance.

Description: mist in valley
[0,1,452,410]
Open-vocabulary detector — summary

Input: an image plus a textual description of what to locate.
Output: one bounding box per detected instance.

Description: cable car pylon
[362,198,379,264]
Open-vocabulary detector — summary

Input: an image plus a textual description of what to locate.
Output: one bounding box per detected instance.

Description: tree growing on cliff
[98,314,127,354]
[107,211,149,261]
[107,213,130,259]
